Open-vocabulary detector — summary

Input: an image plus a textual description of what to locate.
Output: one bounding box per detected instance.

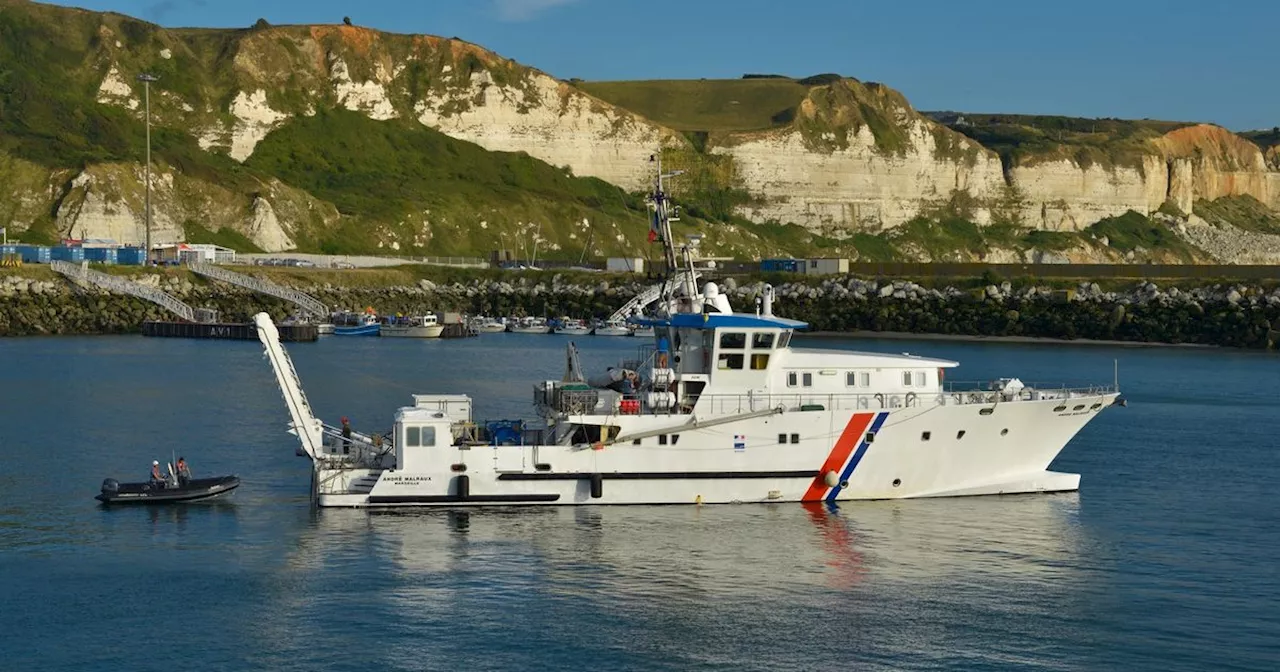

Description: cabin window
[790,433,800,444]
[421,426,436,447]
[787,372,798,387]
[902,371,912,386]
[720,332,747,349]
[778,331,792,348]
[406,426,420,447]
[859,372,870,387]
[846,372,857,387]
[752,333,775,349]
[718,353,744,370]
[659,434,668,445]
[751,354,770,370]
[802,373,813,387]
[921,431,932,441]
[778,433,787,444]
[671,434,680,445]
[915,371,927,387]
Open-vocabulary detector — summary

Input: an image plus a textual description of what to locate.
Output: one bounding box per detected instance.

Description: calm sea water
[1,332,1277,671]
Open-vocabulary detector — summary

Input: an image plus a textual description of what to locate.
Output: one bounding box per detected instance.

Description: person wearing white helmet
[149,460,165,488]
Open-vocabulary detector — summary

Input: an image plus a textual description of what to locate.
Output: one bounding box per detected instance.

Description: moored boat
[334,312,380,336]
[381,314,445,338]
[96,475,239,505]
[594,318,631,336]
[509,316,551,334]
[471,316,508,333]
[554,318,593,336]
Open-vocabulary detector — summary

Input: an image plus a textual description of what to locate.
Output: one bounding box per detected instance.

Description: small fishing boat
[316,323,335,335]
[471,316,508,333]
[96,475,239,505]
[594,318,630,337]
[629,324,655,338]
[509,316,551,334]
[554,318,593,336]
[334,312,380,336]
[381,314,444,339]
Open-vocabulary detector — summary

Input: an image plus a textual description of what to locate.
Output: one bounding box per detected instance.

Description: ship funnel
[762,284,774,317]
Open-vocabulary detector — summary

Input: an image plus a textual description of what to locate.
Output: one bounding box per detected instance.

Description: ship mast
[647,154,696,315]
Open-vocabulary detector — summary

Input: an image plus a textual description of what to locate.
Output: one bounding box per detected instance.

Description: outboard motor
[101,478,119,495]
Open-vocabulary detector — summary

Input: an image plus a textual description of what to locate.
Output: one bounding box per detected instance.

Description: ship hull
[312,393,1116,507]
[381,325,445,338]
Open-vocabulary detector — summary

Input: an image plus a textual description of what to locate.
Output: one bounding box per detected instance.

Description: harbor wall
[2,271,1278,348]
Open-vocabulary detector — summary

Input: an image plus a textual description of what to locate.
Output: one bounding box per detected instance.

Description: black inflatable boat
[95,475,240,505]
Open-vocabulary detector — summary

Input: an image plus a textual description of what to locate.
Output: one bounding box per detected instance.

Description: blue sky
[60,0,1277,131]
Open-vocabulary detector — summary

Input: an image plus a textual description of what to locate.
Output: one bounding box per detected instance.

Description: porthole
[790,433,800,444]
[921,431,931,441]
[1053,405,1067,412]
[957,430,966,439]
[839,480,849,488]
[979,408,994,416]
[865,431,876,443]
[892,478,901,487]
[1090,403,1102,410]
[777,433,787,444]
[1073,404,1085,411]
[1000,428,1009,436]
[450,463,467,472]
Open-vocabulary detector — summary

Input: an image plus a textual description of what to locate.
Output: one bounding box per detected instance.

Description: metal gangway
[187,261,327,319]
[51,260,216,323]
[609,282,664,322]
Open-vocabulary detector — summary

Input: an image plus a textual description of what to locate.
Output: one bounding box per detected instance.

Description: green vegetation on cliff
[576,78,810,132]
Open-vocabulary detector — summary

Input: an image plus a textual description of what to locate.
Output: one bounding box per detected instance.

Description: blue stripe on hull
[826,411,889,502]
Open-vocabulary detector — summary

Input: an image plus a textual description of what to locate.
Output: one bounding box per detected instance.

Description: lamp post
[137,73,159,262]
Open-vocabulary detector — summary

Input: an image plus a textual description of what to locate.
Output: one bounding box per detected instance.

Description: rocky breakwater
[3,271,1280,349]
[761,277,1280,349]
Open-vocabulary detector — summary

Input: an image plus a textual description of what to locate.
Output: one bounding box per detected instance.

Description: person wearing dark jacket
[341,417,352,454]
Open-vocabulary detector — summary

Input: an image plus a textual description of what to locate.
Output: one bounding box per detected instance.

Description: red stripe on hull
[801,412,875,502]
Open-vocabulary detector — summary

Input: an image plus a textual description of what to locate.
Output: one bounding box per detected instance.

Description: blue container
[51,246,86,262]
[760,258,802,273]
[117,248,147,265]
[15,245,51,264]
[84,248,118,264]
[0,245,16,256]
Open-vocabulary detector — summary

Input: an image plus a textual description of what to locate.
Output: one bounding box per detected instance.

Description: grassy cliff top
[574,78,811,132]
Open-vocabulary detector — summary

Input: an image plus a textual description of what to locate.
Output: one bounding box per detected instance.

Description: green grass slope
[575,78,810,132]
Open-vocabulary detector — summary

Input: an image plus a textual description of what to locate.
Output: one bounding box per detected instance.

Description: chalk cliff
[0,0,1276,263]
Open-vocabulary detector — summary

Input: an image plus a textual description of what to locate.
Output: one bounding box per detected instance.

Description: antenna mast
[647,153,690,315]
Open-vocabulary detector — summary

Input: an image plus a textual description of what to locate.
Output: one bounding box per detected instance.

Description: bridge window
[751,354,770,370]
[717,353,744,370]
[752,333,775,349]
[720,332,747,349]
[778,331,792,348]
[404,426,436,447]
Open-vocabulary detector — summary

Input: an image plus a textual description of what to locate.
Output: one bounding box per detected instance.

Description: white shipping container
[606,257,645,273]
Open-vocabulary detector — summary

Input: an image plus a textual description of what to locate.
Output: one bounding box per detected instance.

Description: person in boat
[176,457,191,487]
[150,460,166,489]
[341,416,352,454]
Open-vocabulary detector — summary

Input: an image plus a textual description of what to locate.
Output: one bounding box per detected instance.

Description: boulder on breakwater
[2,271,1279,348]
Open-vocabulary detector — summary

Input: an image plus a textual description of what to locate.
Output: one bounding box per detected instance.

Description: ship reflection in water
[271,496,1096,668]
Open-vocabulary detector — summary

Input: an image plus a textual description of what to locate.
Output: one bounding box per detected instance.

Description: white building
[607,257,645,273]
[153,243,236,265]
[804,258,849,275]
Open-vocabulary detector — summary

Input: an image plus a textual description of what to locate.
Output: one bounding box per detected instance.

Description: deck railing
[605,384,1118,417]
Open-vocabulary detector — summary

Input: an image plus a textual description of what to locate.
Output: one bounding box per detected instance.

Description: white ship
[554,318,594,336]
[253,158,1124,508]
